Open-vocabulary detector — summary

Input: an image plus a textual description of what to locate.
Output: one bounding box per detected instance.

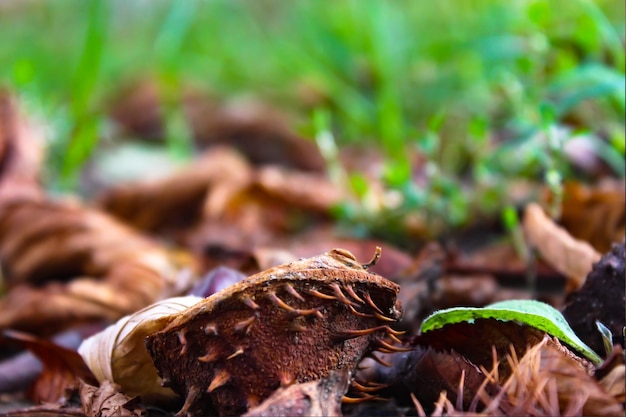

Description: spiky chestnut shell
[145,248,402,416]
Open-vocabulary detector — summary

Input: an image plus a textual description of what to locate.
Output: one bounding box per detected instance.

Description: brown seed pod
[146,248,403,416]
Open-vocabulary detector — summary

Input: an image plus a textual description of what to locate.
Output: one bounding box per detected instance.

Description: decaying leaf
[243,370,350,417]
[78,296,202,404]
[562,241,625,356]
[146,248,403,416]
[0,199,197,335]
[109,81,326,172]
[0,323,101,394]
[195,168,337,241]
[194,229,414,278]
[0,91,199,335]
[80,380,145,417]
[98,143,342,268]
[252,165,342,213]
[193,167,340,252]
[2,329,97,405]
[523,203,601,292]
[98,146,252,234]
[184,93,327,172]
[557,181,626,253]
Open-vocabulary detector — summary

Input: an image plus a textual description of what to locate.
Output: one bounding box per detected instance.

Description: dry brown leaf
[99,146,252,233]
[200,170,337,234]
[108,80,163,140]
[109,81,326,172]
[442,239,565,289]
[523,203,601,292]
[186,94,326,172]
[186,174,342,270]
[2,330,97,405]
[253,165,342,213]
[0,199,197,335]
[557,181,625,253]
[250,247,298,271]
[80,380,145,417]
[0,92,199,334]
[99,146,340,262]
[0,324,101,395]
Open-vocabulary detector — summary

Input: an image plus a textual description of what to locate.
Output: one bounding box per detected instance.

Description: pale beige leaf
[523,203,601,291]
[78,295,202,404]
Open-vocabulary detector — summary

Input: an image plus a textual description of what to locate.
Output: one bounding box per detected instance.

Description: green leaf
[420,299,603,365]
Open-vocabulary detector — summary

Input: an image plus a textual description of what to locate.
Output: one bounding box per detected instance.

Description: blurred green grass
[0,0,624,235]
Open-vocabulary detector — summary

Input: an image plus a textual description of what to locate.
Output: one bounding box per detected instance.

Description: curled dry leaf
[78,296,202,405]
[2,329,97,405]
[242,370,350,417]
[80,380,145,417]
[523,203,601,292]
[146,248,403,416]
[185,93,326,172]
[194,227,413,278]
[98,144,340,260]
[109,81,326,172]
[98,146,252,233]
[253,165,342,213]
[557,181,625,253]
[194,167,340,242]
[0,199,197,335]
[0,323,102,394]
[0,92,198,335]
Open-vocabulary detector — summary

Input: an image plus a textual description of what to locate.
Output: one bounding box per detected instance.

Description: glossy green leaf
[420,299,602,365]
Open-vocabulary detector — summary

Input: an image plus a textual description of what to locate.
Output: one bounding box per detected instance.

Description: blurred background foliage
[0,0,623,237]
